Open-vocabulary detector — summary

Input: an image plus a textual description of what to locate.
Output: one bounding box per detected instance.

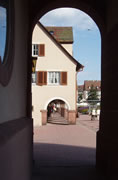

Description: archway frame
[30,0,105,119]
[29,0,106,171]
[44,97,71,110]
[31,0,106,37]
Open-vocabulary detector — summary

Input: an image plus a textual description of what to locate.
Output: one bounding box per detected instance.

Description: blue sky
[0,7,6,62]
[40,8,101,85]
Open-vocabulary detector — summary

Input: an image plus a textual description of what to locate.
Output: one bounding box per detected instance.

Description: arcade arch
[31,5,102,174]
[47,99,69,124]
[45,97,70,110]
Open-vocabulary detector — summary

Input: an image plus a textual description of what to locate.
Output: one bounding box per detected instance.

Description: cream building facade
[32,22,83,126]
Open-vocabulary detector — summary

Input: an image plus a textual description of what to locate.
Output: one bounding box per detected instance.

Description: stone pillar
[68,110,76,124]
[61,107,64,117]
[96,20,118,177]
[64,109,68,120]
[40,110,47,125]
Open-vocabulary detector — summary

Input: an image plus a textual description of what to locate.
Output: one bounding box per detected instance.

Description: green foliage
[78,93,83,103]
[87,85,99,101]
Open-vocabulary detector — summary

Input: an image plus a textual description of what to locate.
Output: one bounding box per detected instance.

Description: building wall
[32,24,76,126]
[0,0,33,179]
[62,44,73,55]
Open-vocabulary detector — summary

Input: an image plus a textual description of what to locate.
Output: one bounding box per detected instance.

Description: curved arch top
[31,0,106,36]
[44,97,71,110]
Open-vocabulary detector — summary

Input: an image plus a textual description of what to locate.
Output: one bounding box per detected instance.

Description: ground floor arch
[47,99,70,125]
[40,98,77,126]
[44,97,71,110]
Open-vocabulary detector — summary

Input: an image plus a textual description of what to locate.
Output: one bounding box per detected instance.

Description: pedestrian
[97,109,100,120]
[91,109,96,120]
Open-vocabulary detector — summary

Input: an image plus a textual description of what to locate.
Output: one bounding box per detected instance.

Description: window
[48,72,60,85]
[32,44,38,56]
[32,44,45,56]
[49,31,54,35]
[0,6,7,63]
[36,71,67,86]
[48,71,67,85]
[0,0,15,86]
[32,72,36,83]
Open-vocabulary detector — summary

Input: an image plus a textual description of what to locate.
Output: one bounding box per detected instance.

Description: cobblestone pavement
[32,115,104,179]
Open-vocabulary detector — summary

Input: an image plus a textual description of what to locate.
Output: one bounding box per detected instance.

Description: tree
[78,93,83,103]
[87,85,99,101]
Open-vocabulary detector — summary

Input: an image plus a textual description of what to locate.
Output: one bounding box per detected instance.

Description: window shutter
[38,44,45,56]
[36,71,43,86]
[36,71,47,86]
[61,72,67,85]
[43,71,47,85]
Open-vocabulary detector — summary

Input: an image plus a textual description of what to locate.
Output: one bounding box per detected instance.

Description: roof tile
[46,26,73,43]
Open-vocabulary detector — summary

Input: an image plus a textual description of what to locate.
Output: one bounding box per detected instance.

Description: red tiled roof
[45,26,73,43]
[78,85,84,91]
[84,81,101,91]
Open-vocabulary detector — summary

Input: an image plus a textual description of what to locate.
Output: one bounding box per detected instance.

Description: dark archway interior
[47,99,69,125]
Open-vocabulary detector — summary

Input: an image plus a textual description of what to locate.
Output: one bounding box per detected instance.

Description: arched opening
[47,99,69,125]
[32,6,102,179]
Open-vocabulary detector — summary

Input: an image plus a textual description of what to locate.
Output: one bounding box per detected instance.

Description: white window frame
[48,71,60,85]
[32,72,36,84]
[32,44,38,56]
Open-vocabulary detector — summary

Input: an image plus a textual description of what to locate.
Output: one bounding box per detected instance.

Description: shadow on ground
[32,143,104,180]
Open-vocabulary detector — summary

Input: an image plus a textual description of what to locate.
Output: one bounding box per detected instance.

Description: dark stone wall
[0,118,33,180]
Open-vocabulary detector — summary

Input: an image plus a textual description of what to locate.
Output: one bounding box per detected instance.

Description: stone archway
[31,1,104,169]
[47,99,69,125]
[31,0,118,176]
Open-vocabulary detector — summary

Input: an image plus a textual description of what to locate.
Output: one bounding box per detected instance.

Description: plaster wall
[62,44,73,55]
[0,1,33,180]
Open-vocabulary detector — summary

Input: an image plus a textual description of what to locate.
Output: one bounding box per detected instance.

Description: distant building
[78,80,101,101]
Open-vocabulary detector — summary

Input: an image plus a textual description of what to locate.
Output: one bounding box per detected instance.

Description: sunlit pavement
[32,115,104,180]
[77,114,99,132]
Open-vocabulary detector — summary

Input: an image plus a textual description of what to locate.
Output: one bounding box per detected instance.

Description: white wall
[62,44,73,55]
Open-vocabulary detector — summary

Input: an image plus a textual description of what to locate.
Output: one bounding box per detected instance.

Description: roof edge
[37,22,84,72]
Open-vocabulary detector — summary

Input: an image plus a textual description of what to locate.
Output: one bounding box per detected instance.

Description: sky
[0,6,6,62]
[40,8,101,85]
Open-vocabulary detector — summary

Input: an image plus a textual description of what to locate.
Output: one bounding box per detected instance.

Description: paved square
[33,115,104,179]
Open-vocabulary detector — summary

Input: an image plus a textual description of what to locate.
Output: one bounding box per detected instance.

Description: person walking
[97,109,100,120]
[91,108,96,120]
